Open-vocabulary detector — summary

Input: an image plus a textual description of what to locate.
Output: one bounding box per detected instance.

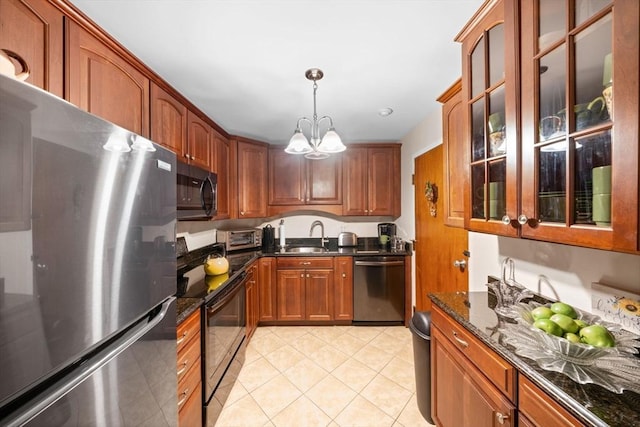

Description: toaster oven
[216,229,262,252]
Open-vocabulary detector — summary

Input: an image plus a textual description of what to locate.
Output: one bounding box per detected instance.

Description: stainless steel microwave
[177,161,217,220]
[216,229,262,252]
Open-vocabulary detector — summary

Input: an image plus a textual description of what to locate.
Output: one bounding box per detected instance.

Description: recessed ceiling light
[378,108,394,117]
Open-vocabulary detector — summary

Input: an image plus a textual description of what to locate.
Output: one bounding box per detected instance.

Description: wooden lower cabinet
[333,256,353,320]
[176,309,202,427]
[518,375,583,427]
[431,305,516,427]
[258,257,277,321]
[245,261,259,340]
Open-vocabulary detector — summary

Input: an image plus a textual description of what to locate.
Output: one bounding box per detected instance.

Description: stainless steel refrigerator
[0,74,178,426]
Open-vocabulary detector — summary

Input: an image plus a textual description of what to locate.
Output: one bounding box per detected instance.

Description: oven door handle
[354,260,405,267]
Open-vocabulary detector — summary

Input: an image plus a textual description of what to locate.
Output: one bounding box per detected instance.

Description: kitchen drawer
[519,375,582,427]
[177,355,201,410]
[277,257,334,269]
[432,304,516,400]
[177,309,200,353]
[178,375,202,427]
[177,329,201,384]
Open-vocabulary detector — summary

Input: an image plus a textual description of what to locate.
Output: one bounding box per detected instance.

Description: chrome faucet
[309,220,328,248]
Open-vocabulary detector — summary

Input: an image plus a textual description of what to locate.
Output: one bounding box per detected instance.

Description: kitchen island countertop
[430,291,640,427]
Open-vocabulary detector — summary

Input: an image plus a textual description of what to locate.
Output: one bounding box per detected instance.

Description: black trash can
[410,311,433,424]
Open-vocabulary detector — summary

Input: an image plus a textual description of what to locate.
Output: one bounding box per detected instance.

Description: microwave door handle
[200,176,213,216]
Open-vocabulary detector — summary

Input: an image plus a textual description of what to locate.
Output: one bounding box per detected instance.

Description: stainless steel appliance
[338,231,358,247]
[217,228,262,252]
[353,256,405,324]
[377,223,397,247]
[177,160,217,220]
[177,244,252,426]
[0,74,177,426]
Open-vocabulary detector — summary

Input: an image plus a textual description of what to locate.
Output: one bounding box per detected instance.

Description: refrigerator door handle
[3,297,176,427]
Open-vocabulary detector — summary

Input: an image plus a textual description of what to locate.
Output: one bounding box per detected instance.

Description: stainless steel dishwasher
[353,256,405,324]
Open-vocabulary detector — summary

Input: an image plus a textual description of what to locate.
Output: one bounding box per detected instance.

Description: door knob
[517,214,528,225]
[453,259,466,269]
[495,412,510,424]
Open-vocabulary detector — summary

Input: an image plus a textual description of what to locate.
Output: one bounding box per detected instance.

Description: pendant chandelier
[285,68,346,160]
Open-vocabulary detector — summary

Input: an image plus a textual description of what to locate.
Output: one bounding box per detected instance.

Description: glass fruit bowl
[499,301,640,393]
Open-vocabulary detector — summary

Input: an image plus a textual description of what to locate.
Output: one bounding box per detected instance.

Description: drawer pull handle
[452,331,468,348]
[177,361,189,376]
[176,331,189,345]
[301,261,311,265]
[496,412,509,424]
[178,389,190,407]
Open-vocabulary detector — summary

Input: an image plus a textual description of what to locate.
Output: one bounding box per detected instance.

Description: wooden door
[0,0,64,97]
[213,129,230,219]
[237,139,268,218]
[307,154,342,205]
[276,269,305,321]
[269,149,305,205]
[186,110,212,171]
[258,257,276,321]
[66,21,149,137]
[342,146,368,215]
[305,269,333,321]
[150,83,187,155]
[414,146,468,311]
[368,146,400,216]
[333,257,353,320]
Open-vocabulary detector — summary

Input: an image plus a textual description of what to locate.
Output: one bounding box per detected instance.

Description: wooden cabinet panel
[432,325,515,427]
[438,79,466,228]
[177,309,201,353]
[519,375,583,427]
[269,149,305,205]
[186,110,213,171]
[213,129,230,219]
[66,21,149,137]
[150,83,187,155]
[245,262,259,340]
[176,330,200,384]
[258,257,276,322]
[343,144,400,216]
[432,305,516,400]
[307,154,342,204]
[333,256,353,320]
[305,269,333,321]
[276,269,305,321]
[0,0,64,97]
[177,359,202,426]
[277,257,334,269]
[177,309,202,427]
[236,138,268,218]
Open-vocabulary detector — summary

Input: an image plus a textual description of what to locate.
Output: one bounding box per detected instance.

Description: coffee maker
[377,223,396,247]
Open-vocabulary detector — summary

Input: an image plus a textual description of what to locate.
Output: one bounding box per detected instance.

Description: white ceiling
[69,0,483,145]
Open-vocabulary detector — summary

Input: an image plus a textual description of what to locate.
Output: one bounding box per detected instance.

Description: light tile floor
[215,325,435,427]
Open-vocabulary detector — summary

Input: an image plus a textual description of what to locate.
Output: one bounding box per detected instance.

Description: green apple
[533,318,564,337]
[550,313,580,334]
[579,325,616,347]
[550,302,578,319]
[564,332,581,343]
[531,306,554,321]
[574,319,589,329]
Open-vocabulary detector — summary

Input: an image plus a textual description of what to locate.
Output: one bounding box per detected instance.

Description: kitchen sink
[285,246,328,253]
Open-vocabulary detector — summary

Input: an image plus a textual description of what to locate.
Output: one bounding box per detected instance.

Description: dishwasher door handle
[354,260,405,267]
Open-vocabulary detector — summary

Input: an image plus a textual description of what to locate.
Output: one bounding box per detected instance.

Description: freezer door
[3,298,177,427]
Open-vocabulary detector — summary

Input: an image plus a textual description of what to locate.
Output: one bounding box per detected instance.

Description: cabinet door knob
[342,273,347,278]
[300,274,304,278]
[306,274,310,278]
[517,214,528,225]
[495,412,509,424]
[184,153,189,158]
[501,215,512,226]
[240,211,245,216]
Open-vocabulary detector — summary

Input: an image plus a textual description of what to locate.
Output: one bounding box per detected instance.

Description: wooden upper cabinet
[438,79,466,228]
[65,21,150,137]
[0,0,64,97]
[343,144,400,216]
[186,110,213,171]
[236,138,268,218]
[519,0,639,252]
[213,129,230,219]
[150,83,187,155]
[458,0,519,237]
[268,149,342,206]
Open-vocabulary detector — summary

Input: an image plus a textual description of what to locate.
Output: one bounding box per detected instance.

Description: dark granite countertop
[176,297,202,324]
[429,291,640,427]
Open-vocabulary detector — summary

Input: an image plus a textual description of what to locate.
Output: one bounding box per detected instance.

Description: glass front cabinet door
[520,0,638,251]
[459,0,520,237]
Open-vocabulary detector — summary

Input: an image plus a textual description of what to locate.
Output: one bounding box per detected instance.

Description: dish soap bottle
[279,219,286,249]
